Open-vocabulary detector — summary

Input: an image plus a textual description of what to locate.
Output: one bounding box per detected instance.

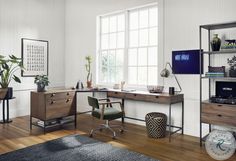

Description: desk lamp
[160,62,182,93]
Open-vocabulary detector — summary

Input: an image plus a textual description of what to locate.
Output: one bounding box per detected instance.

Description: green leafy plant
[85,56,92,82]
[0,55,24,88]
[34,75,49,86]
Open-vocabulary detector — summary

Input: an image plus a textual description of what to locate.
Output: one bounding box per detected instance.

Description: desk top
[76,88,184,103]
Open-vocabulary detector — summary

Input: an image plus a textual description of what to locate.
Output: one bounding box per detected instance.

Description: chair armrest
[99,101,121,106]
[99,101,124,113]
[98,98,111,101]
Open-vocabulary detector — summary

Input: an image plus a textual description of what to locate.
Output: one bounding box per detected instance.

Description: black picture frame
[21,38,49,77]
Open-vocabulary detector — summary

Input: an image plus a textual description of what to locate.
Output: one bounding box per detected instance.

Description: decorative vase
[229,69,236,77]
[211,34,221,51]
[87,81,92,88]
[0,88,8,99]
[5,87,13,99]
[37,84,46,92]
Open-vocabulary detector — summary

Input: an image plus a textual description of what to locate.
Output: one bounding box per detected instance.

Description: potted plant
[34,75,49,92]
[227,56,236,77]
[85,56,92,88]
[0,55,24,99]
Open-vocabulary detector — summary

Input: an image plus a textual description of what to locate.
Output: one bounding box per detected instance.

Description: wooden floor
[0,114,235,161]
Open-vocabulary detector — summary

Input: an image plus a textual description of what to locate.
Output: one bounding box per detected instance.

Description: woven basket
[0,88,8,99]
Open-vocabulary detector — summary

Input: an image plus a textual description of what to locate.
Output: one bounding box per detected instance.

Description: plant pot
[5,87,13,99]
[0,88,8,99]
[87,81,92,88]
[229,69,236,77]
[37,84,46,92]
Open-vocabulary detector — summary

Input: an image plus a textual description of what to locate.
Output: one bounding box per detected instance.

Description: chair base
[90,120,124,139]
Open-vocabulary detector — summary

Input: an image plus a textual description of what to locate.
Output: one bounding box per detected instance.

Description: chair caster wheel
[89,134,93,138]
[120,129,124,133]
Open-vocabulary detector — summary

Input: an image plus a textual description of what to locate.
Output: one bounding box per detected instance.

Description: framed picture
[21,38,48,77]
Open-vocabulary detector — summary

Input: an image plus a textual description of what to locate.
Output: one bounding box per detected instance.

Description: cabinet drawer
[46,99,74,119]
[46,92,75,101]
[145,95,169,103]
[107,91,125,98]
[202,103,236,117]
[202,113,236,127]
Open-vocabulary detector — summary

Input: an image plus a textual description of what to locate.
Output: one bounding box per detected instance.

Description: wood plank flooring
[0,114,235,161]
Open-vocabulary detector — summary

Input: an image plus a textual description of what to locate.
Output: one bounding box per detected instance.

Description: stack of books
[205,72,225,77]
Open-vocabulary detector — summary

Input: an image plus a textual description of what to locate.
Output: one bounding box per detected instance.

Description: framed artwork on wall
[21,38,48,77]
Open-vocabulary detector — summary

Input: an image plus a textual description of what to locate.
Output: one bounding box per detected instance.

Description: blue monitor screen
[172,49,203,74]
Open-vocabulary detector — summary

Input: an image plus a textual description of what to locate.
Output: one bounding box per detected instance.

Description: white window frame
[96,3,160,88]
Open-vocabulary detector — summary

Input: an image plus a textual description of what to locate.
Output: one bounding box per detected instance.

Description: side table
[0,97,15,123]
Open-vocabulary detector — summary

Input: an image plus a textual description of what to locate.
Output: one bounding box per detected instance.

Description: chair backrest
[87,96,99,110]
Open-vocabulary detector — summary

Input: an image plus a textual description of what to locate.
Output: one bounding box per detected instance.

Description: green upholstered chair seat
[92,108,123,120]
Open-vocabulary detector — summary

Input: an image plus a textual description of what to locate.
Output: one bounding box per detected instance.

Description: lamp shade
[160,68,170,78]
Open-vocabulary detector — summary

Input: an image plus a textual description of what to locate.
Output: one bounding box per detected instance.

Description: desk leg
[169,104,172,142]
[182,100,184,135]
[122,99,125,124]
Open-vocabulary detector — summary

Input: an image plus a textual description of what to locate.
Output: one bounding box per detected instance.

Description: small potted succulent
[227,56,236,77]
[85,56,92,88]
[34,75,49,92]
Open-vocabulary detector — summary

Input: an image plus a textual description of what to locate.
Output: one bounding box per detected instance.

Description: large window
[98,4,158,86]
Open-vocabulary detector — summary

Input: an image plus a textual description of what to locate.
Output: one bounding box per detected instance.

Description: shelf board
[201,76,236,80]
[202,50,236,55]
[200,21,236,30]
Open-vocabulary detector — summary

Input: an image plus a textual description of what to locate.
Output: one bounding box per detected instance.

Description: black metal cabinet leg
[30,116,32,130]
[169,104,172,142]
[74,114,77,129]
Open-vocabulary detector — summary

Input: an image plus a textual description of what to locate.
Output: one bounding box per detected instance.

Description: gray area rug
[0,134,158,161]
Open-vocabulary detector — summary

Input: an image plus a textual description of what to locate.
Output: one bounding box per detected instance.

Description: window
[98,4,158,86]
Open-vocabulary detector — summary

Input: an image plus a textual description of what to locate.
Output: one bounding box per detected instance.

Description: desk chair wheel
[120,129,124,133]
[89,133,93,137]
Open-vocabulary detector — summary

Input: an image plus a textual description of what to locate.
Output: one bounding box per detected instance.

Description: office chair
[87,96,124,139]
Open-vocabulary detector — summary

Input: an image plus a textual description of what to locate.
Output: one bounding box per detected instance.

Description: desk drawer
[202,103,236,117]
[46,92,75,101]
[202,113,236,126]
[125,93,146,101]
[145,95,170,103]
[107,91,125,98]
[46,99,74,119]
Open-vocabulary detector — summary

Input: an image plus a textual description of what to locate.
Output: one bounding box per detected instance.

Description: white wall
[65,0,236,137]
[0,0,65,117]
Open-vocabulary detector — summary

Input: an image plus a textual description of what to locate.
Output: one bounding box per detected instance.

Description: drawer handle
[51,93,56,97]
[115,92,118,94]
[217,104,222,107]
[155,96,159,98]
[217,114,222,117]
[134,94,137,96]
[66,99,71,103]
[51,100,56,104]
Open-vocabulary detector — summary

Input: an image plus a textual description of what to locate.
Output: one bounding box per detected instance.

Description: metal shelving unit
[199,21,236,146]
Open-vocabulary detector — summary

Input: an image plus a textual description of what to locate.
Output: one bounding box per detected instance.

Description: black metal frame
[0,97,15,124]
[199,21,236,146]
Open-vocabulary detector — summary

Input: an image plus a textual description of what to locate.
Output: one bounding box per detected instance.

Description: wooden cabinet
[202,101,236,127]
[30,89,76,133]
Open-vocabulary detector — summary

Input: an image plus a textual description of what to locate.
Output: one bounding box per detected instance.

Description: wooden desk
[76,88,184,141]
